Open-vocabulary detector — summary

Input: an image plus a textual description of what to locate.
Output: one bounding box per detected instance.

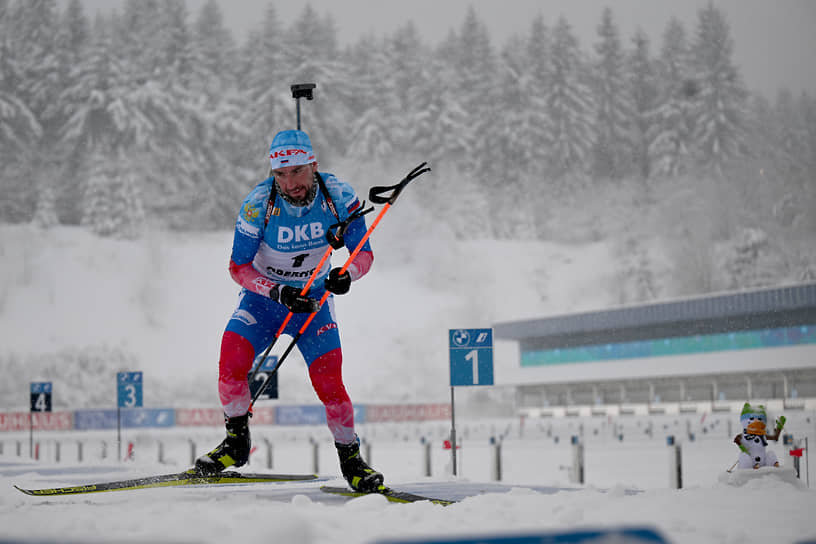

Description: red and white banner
[366,403,450,422]
[175,408,224,427]
[0,411,73,431]
[176,407,275,426]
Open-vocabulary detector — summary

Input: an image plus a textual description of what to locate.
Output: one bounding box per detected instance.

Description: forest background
[1,0,814,303]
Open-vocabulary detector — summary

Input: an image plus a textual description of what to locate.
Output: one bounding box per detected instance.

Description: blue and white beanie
[269,129,316,169]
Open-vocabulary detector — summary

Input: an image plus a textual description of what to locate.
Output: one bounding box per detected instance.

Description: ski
[320,485,455,506]
[15,470,319,496]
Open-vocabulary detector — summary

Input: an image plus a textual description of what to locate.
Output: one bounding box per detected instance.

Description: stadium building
[493,283,816,417]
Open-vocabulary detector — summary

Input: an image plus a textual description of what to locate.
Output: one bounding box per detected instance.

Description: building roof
[494,283,816,343]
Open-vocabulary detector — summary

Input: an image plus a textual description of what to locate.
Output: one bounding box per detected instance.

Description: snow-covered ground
[1,215,815,543]
[2,417,815,544]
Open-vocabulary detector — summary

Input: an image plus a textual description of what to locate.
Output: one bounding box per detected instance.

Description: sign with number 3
[117,372,143,408]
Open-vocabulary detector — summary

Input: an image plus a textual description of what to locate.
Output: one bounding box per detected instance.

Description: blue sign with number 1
[449,329,494,386]
[117,371,143,408]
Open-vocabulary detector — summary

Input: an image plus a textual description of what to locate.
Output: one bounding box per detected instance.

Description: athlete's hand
[324,268,351,295]
[271,285,320,313]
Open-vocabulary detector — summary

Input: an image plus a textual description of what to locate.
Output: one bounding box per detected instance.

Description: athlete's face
[272,162,317,204]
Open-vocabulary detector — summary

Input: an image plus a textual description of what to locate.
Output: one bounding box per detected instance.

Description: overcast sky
[71,0,816,99]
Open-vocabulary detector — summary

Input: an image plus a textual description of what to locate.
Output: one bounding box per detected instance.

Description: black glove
[324,268,351,295]
[271,284,320,313]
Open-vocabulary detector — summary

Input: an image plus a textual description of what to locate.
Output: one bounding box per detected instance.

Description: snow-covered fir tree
[0,5,42,223]
[488,34,543,238]
[81,149,145,239]
[281,6,348,161]
[444,8,502,235]
[545,16,595,183]
[2,1,60,223]
[650,17,694,178]
[11,0,61,131]
[591,7,632,180]
[510,16,553,176]
[454,6,499,160]
[32,181,59,229]
[50,0,91,224]
[384,22,428,154]
[190,0,237,106]
[407,48,469,180]
[235,5,289,171]
[627,29,659,181]
[689,2,749,176]
[156,0,195,87]
[345,35,398,162]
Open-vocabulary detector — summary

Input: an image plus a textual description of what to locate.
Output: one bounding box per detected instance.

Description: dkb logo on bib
[278,223,325,243]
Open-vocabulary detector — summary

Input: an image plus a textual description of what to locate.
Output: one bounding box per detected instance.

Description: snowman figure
[733,402,785,470]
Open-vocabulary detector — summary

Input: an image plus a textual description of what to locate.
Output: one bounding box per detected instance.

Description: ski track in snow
[2,435,816,544]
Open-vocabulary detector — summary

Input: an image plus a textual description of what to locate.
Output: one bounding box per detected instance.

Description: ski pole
[247,204,374,387]
[249,162,431,407]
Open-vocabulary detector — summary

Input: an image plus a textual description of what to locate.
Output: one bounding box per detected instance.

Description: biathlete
[195,129,383,492]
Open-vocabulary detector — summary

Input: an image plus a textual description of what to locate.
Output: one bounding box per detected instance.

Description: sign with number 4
[30,382,52,412]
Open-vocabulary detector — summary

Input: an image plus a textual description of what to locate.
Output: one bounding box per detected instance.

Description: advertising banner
[175,407,275,427]
[175,408,224,427]
[74,409,174,430]
[276,405,326,426]
[275,405,365,426]
[0,411,73,432]
[363,404,450,422]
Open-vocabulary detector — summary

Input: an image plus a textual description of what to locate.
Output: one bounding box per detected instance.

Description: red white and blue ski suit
[219,172,372,444]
